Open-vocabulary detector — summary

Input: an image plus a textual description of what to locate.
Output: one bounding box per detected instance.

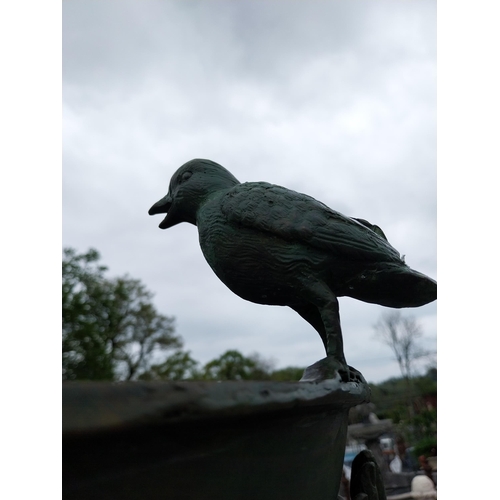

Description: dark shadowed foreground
[63,379,369,499]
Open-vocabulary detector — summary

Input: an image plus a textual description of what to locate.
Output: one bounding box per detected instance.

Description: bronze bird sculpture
[149,159,437,381]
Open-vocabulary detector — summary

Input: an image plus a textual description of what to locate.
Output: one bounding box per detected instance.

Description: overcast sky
[62,0,437,383]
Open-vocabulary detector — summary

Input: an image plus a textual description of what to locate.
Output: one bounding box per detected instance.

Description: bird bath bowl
[63,378,370,499]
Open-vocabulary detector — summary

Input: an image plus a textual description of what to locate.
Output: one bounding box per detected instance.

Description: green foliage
[201,350,274,381]
[369,377,409,421]
[369,367,437,451]
[139,350,201,381]
[139,348,305,382]
[369,368,436,420]
[412,435,437,459]
[268,366,305,381]
[62,248,182,381]
[410,408,437,443]
[414,374,437,397]
[62,248,113,380]
[198,350,305,381]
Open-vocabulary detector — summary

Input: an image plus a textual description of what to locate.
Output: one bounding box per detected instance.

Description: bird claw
[300,357,366,384]
[344,365,366,384]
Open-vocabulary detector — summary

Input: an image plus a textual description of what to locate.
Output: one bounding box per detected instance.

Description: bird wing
[220,182,403,263]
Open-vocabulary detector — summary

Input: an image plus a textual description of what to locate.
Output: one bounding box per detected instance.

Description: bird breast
[196,202,328,306]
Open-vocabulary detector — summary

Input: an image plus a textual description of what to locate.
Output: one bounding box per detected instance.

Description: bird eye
[180,171,192,183]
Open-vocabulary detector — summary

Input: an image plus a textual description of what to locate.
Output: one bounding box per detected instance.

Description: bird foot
[300,357,367,384]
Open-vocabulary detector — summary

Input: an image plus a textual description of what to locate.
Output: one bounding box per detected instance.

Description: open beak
[148,194,174,229]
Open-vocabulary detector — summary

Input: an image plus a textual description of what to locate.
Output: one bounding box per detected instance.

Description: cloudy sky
[62,0,437,383]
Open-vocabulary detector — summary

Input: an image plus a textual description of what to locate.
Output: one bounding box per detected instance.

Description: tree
[138,350,305,382]
[368,370,437,456]
[269,366,305,381]
[62,248,182,381]
[63,248,113,380]
[374,311,432,416]
[201,350,274,381]
[138,350,201,381]
[374,311,429,383]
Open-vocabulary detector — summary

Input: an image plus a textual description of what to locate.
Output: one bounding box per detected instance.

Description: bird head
[148,159,240,229]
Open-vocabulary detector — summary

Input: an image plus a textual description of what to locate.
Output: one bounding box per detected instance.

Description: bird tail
[344,264,437,308]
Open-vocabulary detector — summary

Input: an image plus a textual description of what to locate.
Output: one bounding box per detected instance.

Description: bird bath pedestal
[349,418,394,477]
[63,378,370,499]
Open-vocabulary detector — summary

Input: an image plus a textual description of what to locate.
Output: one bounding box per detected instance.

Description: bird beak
[148,194,175,229]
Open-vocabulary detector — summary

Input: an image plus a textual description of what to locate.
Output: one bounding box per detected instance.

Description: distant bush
[412,436,437,458]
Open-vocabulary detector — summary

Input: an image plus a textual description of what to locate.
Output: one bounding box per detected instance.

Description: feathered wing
[220,182,403,264]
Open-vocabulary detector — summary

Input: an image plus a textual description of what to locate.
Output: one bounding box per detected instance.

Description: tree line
[63,247,434,389]
[62,247,304,382]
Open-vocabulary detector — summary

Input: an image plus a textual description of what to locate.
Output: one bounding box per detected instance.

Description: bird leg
[289,304,328,352]
[312,295,366,383]
[321,295,347,364]
[295,279,353,382]
[291,301,367,383]
[300,280,347,363]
